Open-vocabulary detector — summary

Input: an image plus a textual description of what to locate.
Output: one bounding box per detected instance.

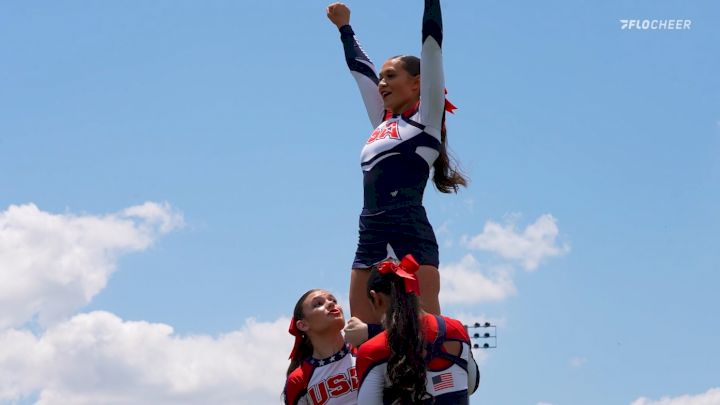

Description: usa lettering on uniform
[367,121,401,144]
[307,368,359,405]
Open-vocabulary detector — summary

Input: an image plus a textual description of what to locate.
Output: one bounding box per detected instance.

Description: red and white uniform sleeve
[355,332,391,405]
[356,364,386,405]
[284,366,310,405]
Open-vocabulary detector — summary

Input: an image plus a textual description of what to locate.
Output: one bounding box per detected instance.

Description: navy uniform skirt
[352,205,439,269]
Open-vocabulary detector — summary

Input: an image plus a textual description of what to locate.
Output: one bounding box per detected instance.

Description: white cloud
[122,202,185,234]
[435,221,454,248]
[0,312,293,405]
[0,204,570,404]
[0,202,296,405]
[569,356,587,368]
[0,328,45,401]
[630,388,720,405]
[537,402,555,405]
[440,254,517,304]
[463,198,476,213]
[435,220,451,237]
[461,214,569,271]
[0,203,183,329]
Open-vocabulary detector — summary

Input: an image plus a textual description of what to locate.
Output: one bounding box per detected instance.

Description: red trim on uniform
[424,315,471,370]
[355,332,391,387]
[383,109,393,121]
[348,344,359,356]
[356,314,471,388]
[385,96,455,121]
[284,361,315,405]
[401,101,421,119]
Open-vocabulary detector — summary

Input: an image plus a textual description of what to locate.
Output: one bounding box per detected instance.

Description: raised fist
[326,2,351,28]
[343,316,369,347]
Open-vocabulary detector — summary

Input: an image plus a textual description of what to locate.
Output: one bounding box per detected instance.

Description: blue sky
[1,1,718,404]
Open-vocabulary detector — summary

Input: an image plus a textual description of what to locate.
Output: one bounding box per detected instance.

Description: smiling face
[379,57,420,114]
[295,290,345,336]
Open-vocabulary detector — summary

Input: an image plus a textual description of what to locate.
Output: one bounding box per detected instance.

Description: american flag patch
[432,372,454,391]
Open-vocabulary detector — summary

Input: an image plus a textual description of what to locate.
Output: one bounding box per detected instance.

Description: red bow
[377,254,421,295]
[444,88,457,114]
[288,317,303,360]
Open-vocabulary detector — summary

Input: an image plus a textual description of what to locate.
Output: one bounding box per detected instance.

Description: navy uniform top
[339,0,446,213]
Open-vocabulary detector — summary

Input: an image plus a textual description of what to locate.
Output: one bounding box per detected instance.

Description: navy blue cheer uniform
[339,0,448,269]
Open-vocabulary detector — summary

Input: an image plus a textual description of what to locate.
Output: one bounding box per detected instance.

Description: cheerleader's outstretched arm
[327,3,385,128]
[420,0,446,134]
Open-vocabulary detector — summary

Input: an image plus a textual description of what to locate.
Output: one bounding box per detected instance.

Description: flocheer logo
[620,19,692,30]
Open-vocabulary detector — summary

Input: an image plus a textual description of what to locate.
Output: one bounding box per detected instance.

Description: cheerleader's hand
[327,2,351,28]
[343,316,368,346]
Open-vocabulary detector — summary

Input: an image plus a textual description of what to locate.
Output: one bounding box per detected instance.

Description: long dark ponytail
[367,264,428,403]
[286,289,319,376]
[394,55,468,193]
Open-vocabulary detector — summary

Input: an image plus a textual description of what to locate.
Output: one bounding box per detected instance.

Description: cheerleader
[326,0,467,325]
[356,256,479,404]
